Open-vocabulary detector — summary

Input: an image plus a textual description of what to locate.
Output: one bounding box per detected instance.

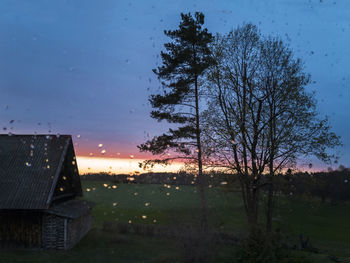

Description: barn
[0,134,93,250]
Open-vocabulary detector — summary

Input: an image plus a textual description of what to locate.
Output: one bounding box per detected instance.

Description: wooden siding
[0,212,41,248]
[42,214,65,249]
[66,212,92,249]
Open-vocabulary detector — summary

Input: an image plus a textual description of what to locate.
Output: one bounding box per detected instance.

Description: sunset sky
[0,0,349,173]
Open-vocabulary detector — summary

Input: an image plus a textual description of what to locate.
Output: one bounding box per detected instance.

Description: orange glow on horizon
[76,156,184,174]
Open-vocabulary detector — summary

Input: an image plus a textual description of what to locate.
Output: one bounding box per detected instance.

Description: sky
[0,0,349,173]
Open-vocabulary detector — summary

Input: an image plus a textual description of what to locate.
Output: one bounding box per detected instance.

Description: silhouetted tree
[138,12,214,231]
[203,23,341,231]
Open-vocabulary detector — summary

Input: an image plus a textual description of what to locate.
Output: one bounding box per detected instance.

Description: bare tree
[203,23,341,231]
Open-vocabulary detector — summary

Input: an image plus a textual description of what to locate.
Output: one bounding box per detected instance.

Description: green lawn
[1,181,350,262]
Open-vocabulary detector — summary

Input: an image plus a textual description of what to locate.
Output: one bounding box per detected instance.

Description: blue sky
[0,0,349,169]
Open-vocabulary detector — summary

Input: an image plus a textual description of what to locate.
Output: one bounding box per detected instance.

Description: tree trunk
[266,175,274,233]
[244,183,259,231]
[194,73,207,232]
[266,96,275,233]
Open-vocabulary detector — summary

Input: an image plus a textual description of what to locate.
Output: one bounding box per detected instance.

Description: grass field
[1,181,350,262]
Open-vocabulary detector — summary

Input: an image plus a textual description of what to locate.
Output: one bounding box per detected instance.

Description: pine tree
[138,12,214,231]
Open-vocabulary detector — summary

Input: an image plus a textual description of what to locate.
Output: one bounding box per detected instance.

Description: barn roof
[0,134,81,210]
[47,199,94,219]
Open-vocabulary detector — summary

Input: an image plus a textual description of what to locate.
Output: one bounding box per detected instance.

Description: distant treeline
[80,168,350,204]
[80,171,233,188]
[275,169,350,204]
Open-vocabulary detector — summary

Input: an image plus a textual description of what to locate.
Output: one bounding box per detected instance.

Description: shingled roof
[0,134,82,210]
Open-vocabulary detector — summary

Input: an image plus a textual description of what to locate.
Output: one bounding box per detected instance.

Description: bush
[178,231,214,263]
[235,228,314,263]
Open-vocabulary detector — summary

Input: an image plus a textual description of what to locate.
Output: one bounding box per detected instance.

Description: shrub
[235,228,314,263]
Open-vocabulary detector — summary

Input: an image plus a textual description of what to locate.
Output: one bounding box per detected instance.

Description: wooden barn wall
[0,212,41,248]
[42,214,65,249]
[52,143,82,203]
[66,212,92,249]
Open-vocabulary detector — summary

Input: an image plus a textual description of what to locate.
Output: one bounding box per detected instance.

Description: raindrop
[98,144,103,148]
[77,134,81,138]
[25,162,31,167]
[101,149,106,155]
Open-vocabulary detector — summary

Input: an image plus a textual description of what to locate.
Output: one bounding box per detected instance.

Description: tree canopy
[203,23,341,228]
[138,12,214,231]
